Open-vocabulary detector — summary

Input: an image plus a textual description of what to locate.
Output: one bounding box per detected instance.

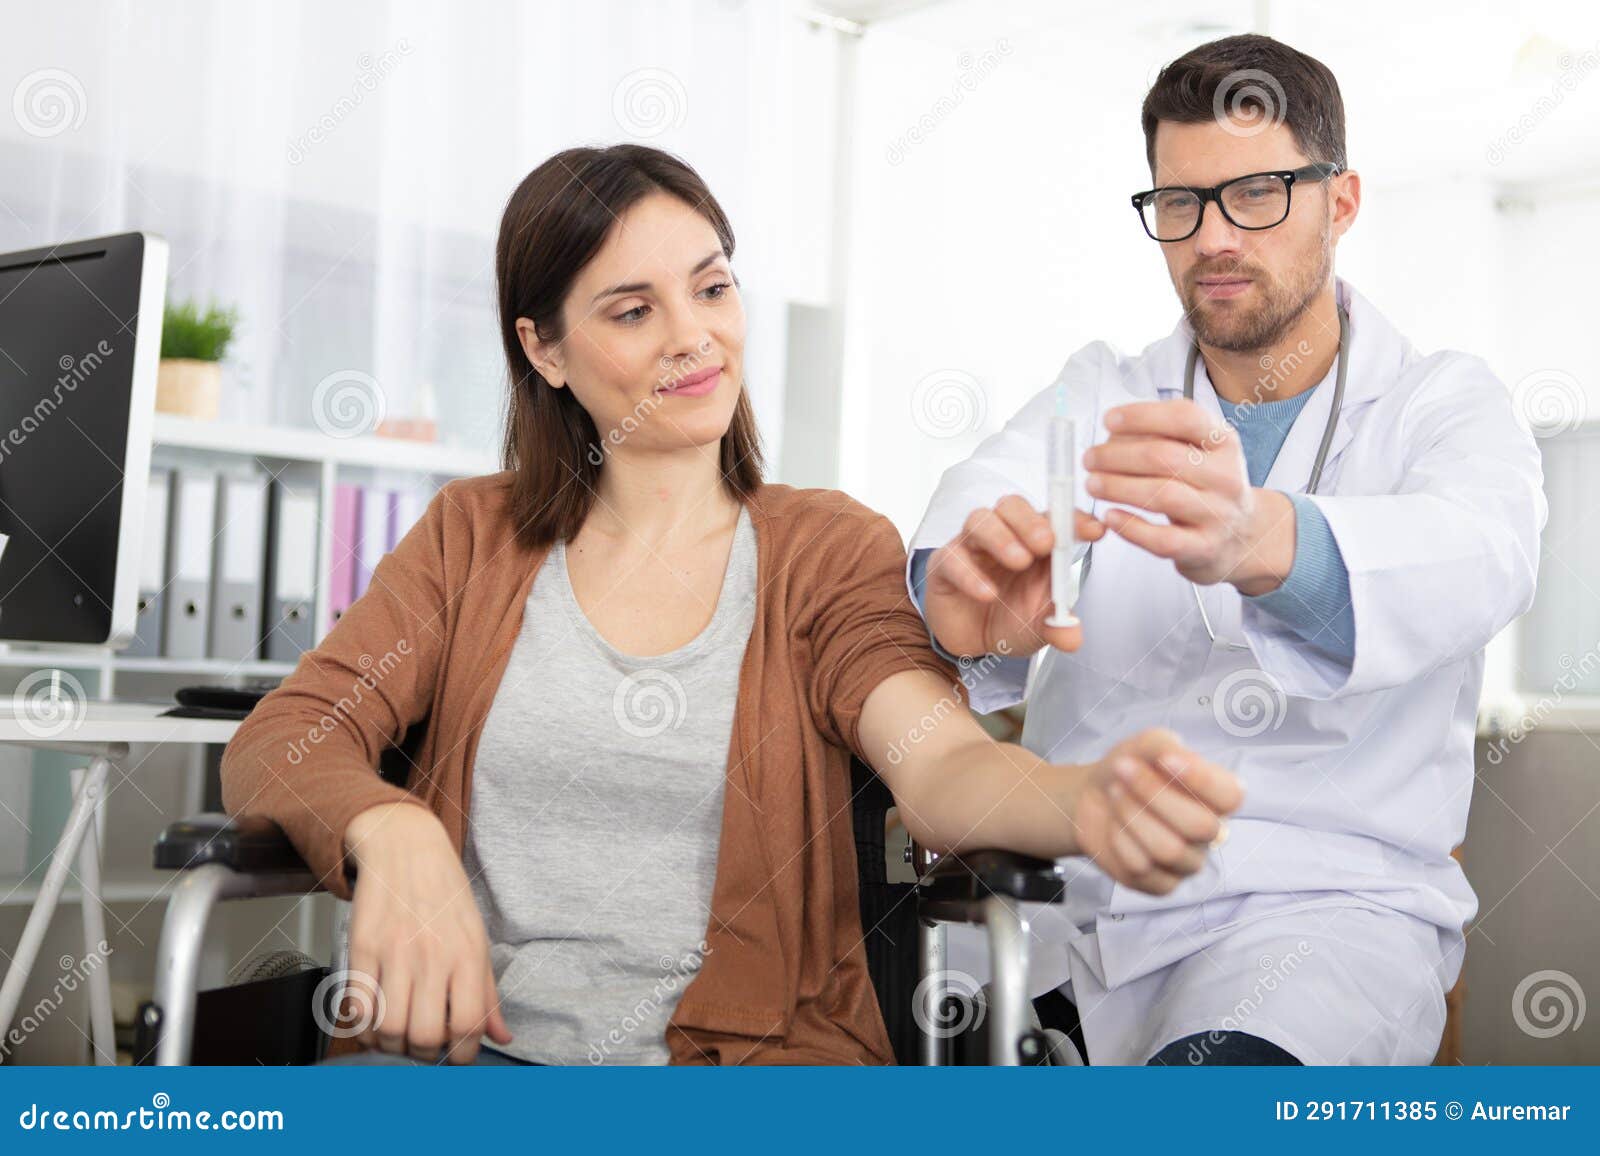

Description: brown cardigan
[220,472,962,1064]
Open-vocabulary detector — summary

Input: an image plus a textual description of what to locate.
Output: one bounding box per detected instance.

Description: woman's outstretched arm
[857,669,1243,895]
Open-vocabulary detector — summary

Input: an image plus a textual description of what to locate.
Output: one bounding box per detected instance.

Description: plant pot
[156,358,222,420]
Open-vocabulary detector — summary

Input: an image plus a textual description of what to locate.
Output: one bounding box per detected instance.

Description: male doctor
[909,34,1546,1064]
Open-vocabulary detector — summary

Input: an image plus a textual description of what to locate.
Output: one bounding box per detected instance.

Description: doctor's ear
[515,317,566,389]
[1329,168,1361,240]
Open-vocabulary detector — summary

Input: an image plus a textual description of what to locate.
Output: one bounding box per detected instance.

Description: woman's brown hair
[496,144,764,551]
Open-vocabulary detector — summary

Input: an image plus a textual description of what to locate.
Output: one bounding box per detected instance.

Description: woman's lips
[658,365,722,397]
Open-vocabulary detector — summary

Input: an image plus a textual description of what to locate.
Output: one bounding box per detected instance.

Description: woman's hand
[1067,728,1244,895]
[922,495,1105,659]
[341,801,514,1063]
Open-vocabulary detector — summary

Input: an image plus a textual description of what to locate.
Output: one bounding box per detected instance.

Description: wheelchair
[134,753,1076,1067]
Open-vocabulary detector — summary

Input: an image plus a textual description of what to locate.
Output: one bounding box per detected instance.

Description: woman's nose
[660,305,713,363]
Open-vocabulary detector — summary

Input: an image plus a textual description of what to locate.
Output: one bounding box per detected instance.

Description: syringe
[1043,403,1079,629]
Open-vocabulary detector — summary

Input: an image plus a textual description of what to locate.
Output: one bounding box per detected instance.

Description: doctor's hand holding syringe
[923,405,1105,661]
[921,496,1105,660]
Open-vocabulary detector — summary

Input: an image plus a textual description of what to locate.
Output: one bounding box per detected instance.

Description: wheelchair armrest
[916,849,1065,923]
[153,812,314,876]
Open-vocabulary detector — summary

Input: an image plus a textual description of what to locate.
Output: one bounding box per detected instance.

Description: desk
[0,701,238,1065]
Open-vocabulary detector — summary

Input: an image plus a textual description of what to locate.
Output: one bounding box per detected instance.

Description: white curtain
[0,0,801,457]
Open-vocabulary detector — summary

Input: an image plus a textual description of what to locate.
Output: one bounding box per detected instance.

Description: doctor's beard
[1180,213,1333,354]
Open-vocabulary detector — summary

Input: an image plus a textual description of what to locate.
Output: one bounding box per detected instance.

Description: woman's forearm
[892,736,1088,859]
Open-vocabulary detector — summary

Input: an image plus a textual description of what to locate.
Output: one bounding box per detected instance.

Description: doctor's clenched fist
[923,495,1105,658]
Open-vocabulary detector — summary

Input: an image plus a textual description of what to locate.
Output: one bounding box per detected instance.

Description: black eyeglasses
[1130,162,1342,242]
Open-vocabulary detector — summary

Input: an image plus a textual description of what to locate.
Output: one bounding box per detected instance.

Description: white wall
[821,0,1600,701]
[0,0,841,456]
[833,0,1600,534]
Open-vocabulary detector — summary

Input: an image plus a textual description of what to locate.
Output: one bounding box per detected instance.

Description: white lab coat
[908,278,1547,1064]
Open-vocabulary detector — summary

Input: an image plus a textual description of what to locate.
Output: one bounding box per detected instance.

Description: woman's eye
[614,304,649,324]
[700,281,732,300]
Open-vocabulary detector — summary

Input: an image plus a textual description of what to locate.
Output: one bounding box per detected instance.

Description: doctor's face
[1149,120,1344,352]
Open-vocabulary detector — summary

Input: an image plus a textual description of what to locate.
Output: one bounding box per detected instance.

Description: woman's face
[518,191,746,457]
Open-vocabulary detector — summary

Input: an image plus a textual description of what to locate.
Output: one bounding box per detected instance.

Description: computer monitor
[0,231,168,647]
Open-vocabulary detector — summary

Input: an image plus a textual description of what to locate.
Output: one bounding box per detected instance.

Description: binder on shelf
[263,480,319,663]
[381,489,401,552]
[328,483,361,631]
[208,472,269,662]
[124,467,172,657]
[392,486,425,550]
[164,469,217,659]
[355,486,393,598]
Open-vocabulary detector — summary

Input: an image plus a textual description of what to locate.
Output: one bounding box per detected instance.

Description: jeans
[1146,1031,1302,1066]
[1033,988,1303,1066]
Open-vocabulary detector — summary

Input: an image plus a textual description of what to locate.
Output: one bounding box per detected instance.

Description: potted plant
[156,300,237,420]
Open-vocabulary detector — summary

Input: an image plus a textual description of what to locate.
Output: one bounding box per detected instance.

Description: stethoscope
[1080,303,1350,649]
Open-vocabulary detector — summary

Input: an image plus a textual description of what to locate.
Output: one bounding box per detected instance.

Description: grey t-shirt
[463,507,757,1064]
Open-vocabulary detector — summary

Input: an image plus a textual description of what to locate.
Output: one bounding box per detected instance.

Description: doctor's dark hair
[1140,34,1347,175]
[495,144,764,551]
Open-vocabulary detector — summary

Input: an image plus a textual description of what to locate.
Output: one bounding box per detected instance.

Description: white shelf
[112,657,295,677]
[152,413,497,476]
[0,650,293,678]
[0,701,240,746]
[0,648,112,671]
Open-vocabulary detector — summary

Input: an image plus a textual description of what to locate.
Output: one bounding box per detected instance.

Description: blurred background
[1,0,1597,1064]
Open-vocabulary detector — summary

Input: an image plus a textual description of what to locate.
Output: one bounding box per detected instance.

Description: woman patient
[220,144,1241,1066]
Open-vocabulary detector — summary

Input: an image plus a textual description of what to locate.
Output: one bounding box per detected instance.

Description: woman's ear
[515,317,566,389]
